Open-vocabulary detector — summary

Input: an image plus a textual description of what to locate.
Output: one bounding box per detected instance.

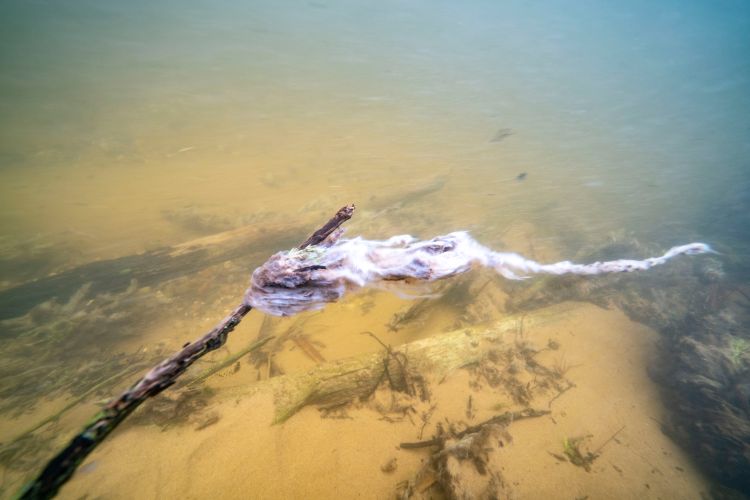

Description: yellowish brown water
[1,1,748,498]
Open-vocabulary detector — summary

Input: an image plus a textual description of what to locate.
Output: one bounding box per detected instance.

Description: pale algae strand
[244,231,714,316]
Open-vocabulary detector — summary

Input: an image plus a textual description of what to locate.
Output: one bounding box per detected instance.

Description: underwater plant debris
[245,230,713,316]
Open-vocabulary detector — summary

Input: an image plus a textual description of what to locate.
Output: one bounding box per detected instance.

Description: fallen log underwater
[257,310,557,423]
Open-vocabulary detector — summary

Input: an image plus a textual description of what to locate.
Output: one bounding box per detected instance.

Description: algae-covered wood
[253,309,569,422]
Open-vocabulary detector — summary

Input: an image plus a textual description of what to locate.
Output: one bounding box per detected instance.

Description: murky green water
[1,1,748,498]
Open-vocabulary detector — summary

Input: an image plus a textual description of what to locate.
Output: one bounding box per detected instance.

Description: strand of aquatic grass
[186,335,274,387]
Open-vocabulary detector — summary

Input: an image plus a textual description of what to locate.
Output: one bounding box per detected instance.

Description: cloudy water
[1,1,748,498]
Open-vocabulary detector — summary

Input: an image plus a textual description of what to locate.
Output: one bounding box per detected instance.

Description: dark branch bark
[298,204,355,249]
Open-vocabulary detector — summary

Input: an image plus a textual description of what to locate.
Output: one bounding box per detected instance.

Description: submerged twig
[593,425,626,455]
[185,336,273,387]
[547,383,574,409]
[361,331,413,395]
[399,408,550,449]
[298,204,355,249]
[291,335,326,364]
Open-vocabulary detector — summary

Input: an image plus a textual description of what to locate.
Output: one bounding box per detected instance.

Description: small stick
[400,408,550,449]
[418,404,438,440]
[547,383,574,409]
[593,425,626,455]
[298,204,355,249]
[361,330,412,395]
[400,438,441,450]
[290,336,326,364]
[736,286,750,303]
[185,336,274,387]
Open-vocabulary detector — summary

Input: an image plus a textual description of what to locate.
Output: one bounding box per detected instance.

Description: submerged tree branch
[298,204,355,249]
[18,205,355,500]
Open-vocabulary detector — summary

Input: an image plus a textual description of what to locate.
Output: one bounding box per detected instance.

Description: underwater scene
[1,0,749,498]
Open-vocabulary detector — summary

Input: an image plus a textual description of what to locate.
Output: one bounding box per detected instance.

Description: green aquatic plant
[729,338,749,367]
[562,436,598,472]
[490,402,508,412]
[287,244,327,261]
